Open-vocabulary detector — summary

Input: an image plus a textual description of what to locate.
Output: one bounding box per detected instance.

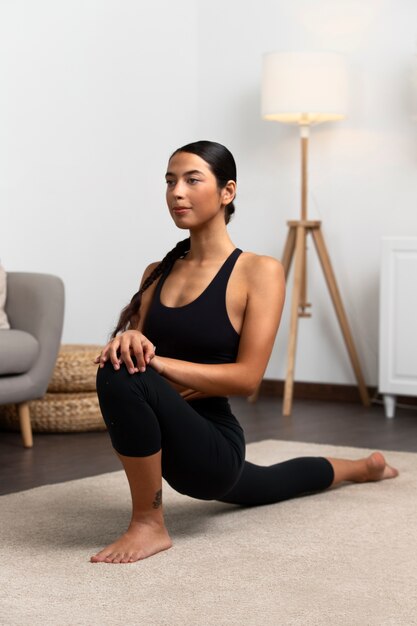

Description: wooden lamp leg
[281,224,297,277]
[283,224,306,416]
[311,227,370,406]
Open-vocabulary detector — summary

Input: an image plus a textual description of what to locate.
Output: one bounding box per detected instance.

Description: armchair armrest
[4,272,65,398]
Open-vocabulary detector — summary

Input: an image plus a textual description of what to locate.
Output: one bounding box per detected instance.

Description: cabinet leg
[383,394,396,419]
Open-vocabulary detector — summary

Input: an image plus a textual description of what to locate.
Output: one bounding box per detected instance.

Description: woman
[92,140,398,565]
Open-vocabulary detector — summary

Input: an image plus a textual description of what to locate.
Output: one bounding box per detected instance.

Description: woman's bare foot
[362,451,399,482]
[328,451,399,486]
[90,519,172,564]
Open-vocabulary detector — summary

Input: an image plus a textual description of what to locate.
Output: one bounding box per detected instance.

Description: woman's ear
[221,180,236,205]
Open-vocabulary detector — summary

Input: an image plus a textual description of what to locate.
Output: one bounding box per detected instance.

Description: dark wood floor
[1,395,416,496]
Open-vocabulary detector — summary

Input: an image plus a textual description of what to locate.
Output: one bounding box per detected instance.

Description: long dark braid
[111,237,190,337]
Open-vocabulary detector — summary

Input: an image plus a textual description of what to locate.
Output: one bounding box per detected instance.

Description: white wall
[1,0,417,386]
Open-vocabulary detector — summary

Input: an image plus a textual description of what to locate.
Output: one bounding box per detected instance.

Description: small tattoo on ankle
[152,489,162,509]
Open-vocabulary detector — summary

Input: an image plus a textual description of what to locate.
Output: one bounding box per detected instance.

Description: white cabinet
[379,237,417,417]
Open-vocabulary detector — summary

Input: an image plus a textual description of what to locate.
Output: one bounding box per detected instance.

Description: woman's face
[165,151,234,231]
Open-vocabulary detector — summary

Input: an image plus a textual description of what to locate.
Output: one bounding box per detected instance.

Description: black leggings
[96,363,334,506]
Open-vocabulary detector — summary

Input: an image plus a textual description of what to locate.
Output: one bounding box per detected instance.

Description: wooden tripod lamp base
[281,219,370,416]
[259,50,367,415]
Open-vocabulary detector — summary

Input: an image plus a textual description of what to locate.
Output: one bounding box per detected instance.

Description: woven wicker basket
[48,344,102,393]
[0,392,106,433]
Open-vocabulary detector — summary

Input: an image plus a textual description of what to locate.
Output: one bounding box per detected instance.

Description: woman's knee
[96,364,163,454]
[96,362,163,407]
[96,361,135,402]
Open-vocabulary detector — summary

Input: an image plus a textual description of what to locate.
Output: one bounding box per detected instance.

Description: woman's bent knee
[97,361,130,397]
[96,363,162,456]
[96,361,157,404]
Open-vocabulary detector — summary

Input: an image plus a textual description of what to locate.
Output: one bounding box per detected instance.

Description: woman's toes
[121,554,132,564]
[383,463,399,479]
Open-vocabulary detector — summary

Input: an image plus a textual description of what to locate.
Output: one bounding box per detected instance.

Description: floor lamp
[257,51,370,416]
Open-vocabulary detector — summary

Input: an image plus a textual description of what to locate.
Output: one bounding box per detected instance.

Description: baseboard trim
[258,379,417,405]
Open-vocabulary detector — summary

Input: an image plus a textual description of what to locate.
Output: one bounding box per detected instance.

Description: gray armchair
[0,272,65,447]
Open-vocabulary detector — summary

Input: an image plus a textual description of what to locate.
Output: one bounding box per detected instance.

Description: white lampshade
[261,51,348,125]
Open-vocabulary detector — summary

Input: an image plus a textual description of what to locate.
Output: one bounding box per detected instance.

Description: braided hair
[112,140,237,337]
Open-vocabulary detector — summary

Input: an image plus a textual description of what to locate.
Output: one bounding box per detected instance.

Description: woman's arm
[150,255,285,397]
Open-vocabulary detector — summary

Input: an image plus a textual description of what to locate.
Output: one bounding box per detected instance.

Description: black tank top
[143,248,242,364]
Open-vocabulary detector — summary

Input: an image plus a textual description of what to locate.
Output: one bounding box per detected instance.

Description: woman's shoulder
[236,252,285,303]
[238,251,284,280]
[144,260,161,274]
[139,261,162,290]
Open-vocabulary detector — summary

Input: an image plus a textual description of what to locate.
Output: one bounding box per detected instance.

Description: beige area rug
[1,440,417,626]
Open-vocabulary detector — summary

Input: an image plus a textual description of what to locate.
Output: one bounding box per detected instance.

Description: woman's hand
[94,330,156,374]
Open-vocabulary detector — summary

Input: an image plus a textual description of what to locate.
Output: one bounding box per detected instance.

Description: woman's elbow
[246,381,261,396]
[235,376,261,397]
